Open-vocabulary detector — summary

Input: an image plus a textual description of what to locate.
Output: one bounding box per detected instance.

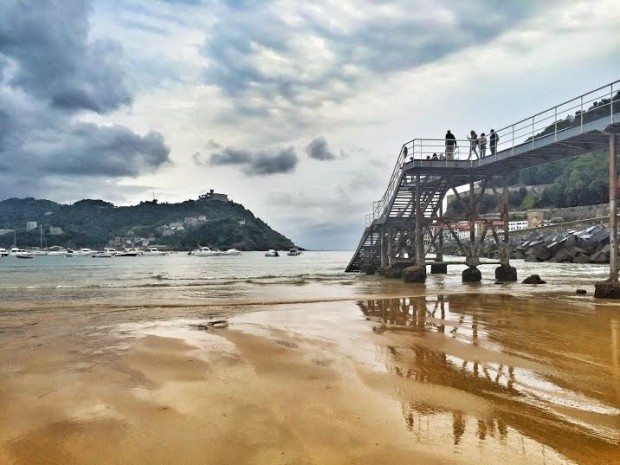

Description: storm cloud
[0,0,170,194]
[202,0,559,117]
[0,0,131,113]
[306,137,336,161]
[208,147,298,176]
[41,124,170,177]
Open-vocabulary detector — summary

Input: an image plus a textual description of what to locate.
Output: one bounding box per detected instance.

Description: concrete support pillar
[415,175,425,268]
[387,227,393,269]
[595,131,620,298]
[464,178,481,282]
[380,229,388,268]
[610,132,619,282]
[404,174,426,283]
[436,203,444,262]
[496,175,517,282]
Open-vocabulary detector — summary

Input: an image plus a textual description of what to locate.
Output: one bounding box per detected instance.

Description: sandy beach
[1,275,619,465]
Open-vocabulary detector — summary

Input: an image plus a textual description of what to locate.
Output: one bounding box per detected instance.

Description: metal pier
[347,80,620,292]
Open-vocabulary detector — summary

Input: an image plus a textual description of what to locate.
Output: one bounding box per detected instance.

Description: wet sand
[1,292,619,464]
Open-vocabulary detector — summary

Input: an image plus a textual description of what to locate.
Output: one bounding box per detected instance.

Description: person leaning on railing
[445,130,456,160]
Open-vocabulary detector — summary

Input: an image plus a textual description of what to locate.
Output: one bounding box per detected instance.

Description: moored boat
[287,247,302,256]
[46,246,67,256]
[10,248,34,259]
[143,247,168,256]
[116,248,140,257]
[224,248,242,255]
[190,246,221,256]
[265,249,279,257]
[92,251,113,258]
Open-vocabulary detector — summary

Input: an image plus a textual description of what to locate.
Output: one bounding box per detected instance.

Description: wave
[0,274,355,291]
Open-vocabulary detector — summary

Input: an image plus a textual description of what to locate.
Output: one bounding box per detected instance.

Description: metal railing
[364,79,620,227]
[494,79,619,156]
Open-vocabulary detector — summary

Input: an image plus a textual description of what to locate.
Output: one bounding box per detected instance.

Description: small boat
[224,248,242,255]
[104,248,119,256]
[265,249,279,257]
[16,252,35,259]
[287,247,302,256]
[46,246,67,256]
[10,248,34,259]
[92,251,113,258]
[78,248,94,256]
[143,247,168,256]
[65,249,76,257]
[116,248,140,257]
[190,246,222,257]
[0,248,9,257]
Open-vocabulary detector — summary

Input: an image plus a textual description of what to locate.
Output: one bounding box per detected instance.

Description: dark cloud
[208,146,298,176]
[202,1,558,115]
[41,124,170,177]
[209,148,253,165]
[0,0,171,195]
[0,0,131,113]
[306,137,336,161]
[250,148,297,175]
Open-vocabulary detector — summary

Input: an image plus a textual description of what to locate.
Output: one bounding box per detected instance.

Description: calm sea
[0,251,613,310]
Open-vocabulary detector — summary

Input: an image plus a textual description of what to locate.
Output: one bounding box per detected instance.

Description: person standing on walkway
[489,129,499,155]
[445,130,456,160]
[479,132,487,157]
[467,130,478,160]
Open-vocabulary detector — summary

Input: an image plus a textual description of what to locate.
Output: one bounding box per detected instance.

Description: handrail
[365,79,620,226]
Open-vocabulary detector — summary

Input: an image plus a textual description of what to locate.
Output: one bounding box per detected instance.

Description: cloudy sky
[1,0,619,249]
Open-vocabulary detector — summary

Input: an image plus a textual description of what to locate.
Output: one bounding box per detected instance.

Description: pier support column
[463,179,481,283]
[380,229,388,269]
[404,174,426,283]
[431,205,447,275]
[386,227,394,269]
[596,130,620,298]
[496,176,517,282]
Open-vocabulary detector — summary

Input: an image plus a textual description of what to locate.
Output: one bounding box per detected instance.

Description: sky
[1,0,619,249]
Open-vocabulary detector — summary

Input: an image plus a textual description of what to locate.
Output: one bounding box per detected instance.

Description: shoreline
[1,289,619,465]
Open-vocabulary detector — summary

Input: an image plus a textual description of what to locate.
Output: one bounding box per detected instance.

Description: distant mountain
[0,196,296,250]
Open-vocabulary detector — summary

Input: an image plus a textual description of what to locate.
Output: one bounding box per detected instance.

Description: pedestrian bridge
[346,80,620,274]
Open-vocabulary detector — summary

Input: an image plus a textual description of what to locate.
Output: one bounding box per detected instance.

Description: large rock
[430,263,448,274]
[551,248,576,263]
[495,265,517,282]
[590,245,610,264]
[594,279,620,299]
[525,245,550,262]
[579,238,598,253]
[462,266,482,283]
[573,254,591,264]
[522,274,546,284]
[402,265,426,283]
[378,266,403,279]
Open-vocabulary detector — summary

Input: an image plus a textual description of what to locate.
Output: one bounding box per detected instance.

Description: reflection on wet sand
[358,295,620,464]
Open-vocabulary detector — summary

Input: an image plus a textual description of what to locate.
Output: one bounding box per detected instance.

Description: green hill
[0,197,296,250]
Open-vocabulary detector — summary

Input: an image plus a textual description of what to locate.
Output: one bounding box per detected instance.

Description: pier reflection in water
[357,295,620,465]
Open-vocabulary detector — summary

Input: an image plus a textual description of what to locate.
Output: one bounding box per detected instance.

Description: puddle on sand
[357,294,620,465]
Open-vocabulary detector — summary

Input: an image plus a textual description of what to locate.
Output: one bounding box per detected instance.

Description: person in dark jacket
[445,130,457,160]
[489,129,499,155]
